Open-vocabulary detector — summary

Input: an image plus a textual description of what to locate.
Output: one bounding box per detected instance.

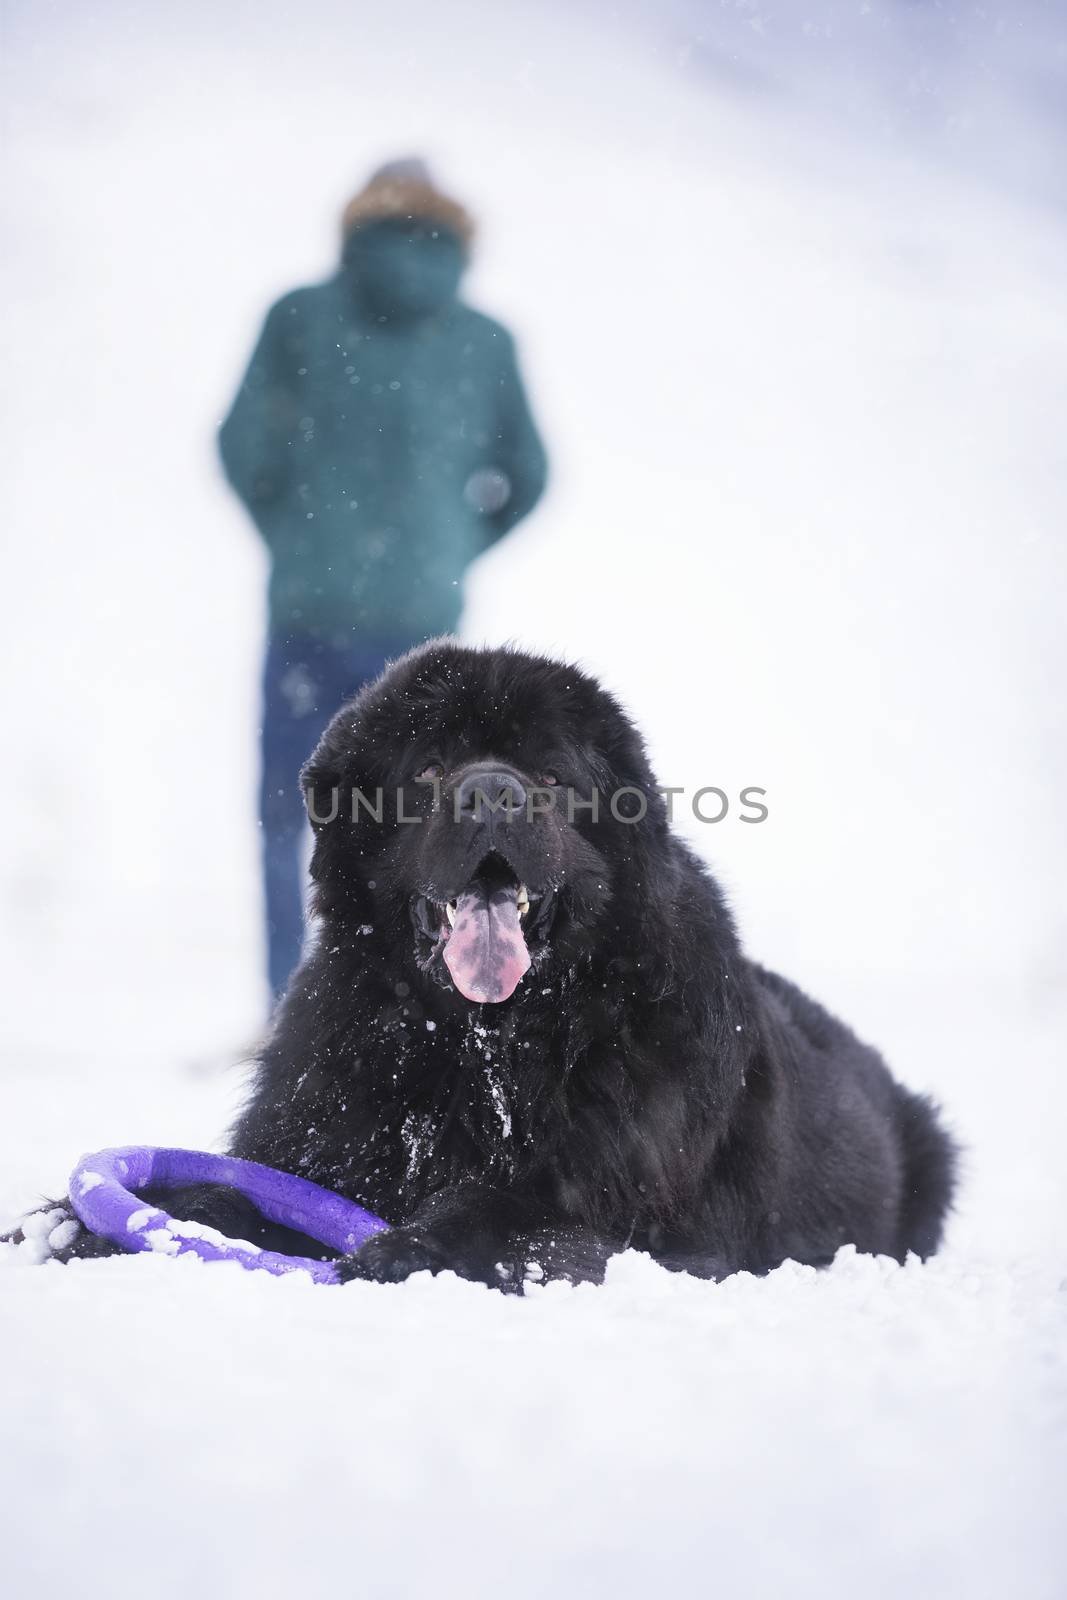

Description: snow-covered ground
[1,4,1065,1597]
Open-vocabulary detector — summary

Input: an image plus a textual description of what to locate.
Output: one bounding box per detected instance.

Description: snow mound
[2,1240,1064,1599]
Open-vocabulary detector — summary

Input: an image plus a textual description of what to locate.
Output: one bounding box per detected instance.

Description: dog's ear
[300,717,379,920]
[300,722,350,832]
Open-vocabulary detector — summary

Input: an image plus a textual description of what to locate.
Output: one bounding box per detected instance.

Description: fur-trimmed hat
[341,158,475,251]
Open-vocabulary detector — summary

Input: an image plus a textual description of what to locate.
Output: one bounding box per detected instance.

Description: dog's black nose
[455,767,527,818]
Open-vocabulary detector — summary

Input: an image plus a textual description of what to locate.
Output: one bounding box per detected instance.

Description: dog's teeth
[516,884,530,917]
[446,902,456,926]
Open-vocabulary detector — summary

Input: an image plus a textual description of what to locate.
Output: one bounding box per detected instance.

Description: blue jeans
[260,634,410,1000]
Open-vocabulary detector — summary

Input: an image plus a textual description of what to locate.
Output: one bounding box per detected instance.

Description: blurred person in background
[219,158,548,1003]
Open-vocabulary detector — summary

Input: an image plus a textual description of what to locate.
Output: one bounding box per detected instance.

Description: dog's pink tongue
[443,885,531,1003]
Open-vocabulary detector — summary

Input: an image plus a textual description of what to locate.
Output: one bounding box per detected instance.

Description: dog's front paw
[336,1227,455,1285]
[336,1226,530,1291]
[3,1201,122,1264]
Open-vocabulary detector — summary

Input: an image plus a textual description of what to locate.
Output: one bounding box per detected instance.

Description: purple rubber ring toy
[68,1146,390,1284]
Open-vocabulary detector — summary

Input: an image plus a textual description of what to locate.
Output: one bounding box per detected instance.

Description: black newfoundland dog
[15,641,955,1286]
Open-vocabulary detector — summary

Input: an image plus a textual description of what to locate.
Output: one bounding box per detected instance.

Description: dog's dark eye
[539,772,558,787]
[415,763,443,782]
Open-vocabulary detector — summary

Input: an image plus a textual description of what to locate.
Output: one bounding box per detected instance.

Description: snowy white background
[1,2,1065,1596]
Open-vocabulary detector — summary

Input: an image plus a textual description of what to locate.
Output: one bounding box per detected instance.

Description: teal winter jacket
[219,224,548,642]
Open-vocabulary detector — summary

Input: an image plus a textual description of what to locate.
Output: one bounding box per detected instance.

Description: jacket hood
[341,159,475,253]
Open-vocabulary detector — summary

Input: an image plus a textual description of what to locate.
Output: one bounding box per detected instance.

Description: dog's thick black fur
[12,642,955,1286]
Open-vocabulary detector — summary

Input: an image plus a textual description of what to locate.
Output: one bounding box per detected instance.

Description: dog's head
[302,640,667,1005]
